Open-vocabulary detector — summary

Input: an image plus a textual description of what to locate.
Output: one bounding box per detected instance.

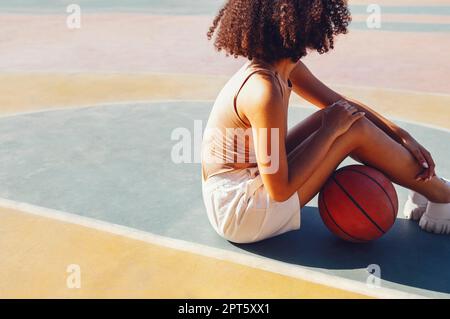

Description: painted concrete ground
[1,102,449,298]
[0,1,449,298]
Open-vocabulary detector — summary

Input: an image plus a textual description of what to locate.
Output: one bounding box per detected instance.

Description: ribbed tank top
[201,60,292,182]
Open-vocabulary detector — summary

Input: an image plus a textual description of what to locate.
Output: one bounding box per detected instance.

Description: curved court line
[1,99,449,134]
[0,99,216,119]
[330,83,450,98]
[383,116,450,134]
[5,71,450,97]
[0,197,426,299]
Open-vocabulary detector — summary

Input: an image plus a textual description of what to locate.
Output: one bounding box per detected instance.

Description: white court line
[0,99,213,119]
[386,116,450,134]
[0,197,427,299]
[290,103,450,133]
[0,100,446,297]
[330,83,450,99]
[0,99,449,133]
[2,71,449,97]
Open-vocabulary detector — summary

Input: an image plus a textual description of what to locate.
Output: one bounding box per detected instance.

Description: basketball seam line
[331,176,385,235]
[346,168,397,223]
[320,192,365,242]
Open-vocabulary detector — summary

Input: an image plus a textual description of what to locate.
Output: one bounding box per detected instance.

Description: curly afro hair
[207,0,351,63]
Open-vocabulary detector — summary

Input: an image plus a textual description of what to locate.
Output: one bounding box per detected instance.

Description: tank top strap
[233,63,284,126]
[247,61,285,97]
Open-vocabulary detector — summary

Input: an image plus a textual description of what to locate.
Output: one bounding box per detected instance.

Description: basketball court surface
[0,0,449,298]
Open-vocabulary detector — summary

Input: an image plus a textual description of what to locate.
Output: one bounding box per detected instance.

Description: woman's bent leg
[287,109,363,164]
[289,117,450,208]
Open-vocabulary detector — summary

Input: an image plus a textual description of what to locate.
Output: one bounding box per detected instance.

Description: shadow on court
[234,206,450,294]
[1,102,448,297]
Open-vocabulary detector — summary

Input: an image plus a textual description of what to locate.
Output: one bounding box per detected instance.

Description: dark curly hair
[207,0,351,63]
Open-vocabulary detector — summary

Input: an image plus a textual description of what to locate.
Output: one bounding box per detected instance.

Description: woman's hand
[322,100,366,138]
[400,131,436,181]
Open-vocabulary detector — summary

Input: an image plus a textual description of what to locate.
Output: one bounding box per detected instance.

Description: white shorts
[202,166,301,244]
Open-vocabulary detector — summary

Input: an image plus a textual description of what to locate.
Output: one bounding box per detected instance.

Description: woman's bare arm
[290,61,404,142]
[240,75,351,201]
[289,61,436,180]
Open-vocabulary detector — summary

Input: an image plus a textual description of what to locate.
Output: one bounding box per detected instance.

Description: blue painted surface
[350,5,450,16]
[0,102,449,297]
[2,1,450,16]
[1,0,223,14]
[2,2,449,33]
[350,22,450,33]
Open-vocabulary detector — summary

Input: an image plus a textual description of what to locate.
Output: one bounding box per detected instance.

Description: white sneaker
[403,190,428,221]
[419,178,450,235]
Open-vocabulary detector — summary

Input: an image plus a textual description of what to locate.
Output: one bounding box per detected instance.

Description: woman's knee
[346,116,374,142]
[351,116,373,134]
[333,117,377,154]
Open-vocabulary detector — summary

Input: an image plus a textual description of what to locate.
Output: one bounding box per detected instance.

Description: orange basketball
[318,165,398,242]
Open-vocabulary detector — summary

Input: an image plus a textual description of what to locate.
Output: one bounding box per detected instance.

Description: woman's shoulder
[238,70,284,114]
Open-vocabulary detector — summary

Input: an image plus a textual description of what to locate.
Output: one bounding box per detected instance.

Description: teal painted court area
[2,1,450,34]
[2,1,450,16]
[350,21,450,32]
[0,0,222,15]
[0,101,449,298]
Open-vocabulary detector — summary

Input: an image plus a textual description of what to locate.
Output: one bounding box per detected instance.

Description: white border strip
[0,197,427,299]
